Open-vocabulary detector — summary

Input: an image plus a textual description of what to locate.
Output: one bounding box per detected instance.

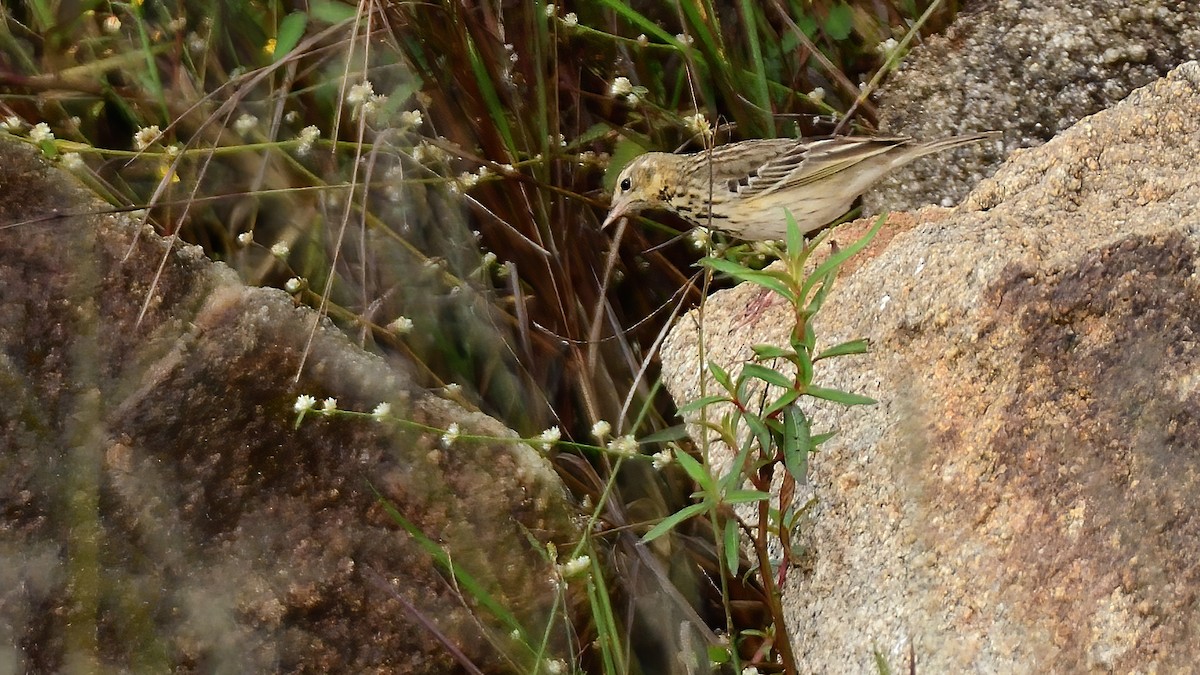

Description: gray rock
[661,62,1200,671]
[0,138,577,673]
[865,0,1200,216]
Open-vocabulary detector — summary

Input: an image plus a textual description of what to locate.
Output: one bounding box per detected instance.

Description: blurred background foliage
[0,0,959,670]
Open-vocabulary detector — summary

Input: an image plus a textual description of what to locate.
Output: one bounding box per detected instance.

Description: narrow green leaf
[586,567,622,673]
[308,0,358,24]
[643,502,710,542]
[752,343,794,359]
[676,394,730,415]
[806,385,877,406]
[784,208,804,259]
[701,257,797,301]
[799,213,885,303]
[593,0,684,47]
[762,389,802,417]
[722,518,741,575]
[743,412,772,458]
[273,12,308,62]
[719,428,761,494]
[782,406,811,483]
[708,644,732,664]
[815,338,871,361]
[673,450,715,492]
[811,431,836,447]
[637,424,691,443]
[464,32,518,159]
[725,489,771,505]
[740,363,793,389]
[374,493,526,637]
[737,0,772,123]
[709,360,733,393]
[797,344,814,386]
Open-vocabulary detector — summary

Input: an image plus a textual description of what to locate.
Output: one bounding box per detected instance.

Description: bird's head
[602,152,677,228]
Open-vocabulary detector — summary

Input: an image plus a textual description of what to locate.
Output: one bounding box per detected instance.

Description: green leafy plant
[645,211,883,670]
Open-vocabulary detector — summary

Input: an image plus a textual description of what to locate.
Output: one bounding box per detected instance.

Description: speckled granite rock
[660,62,1200,671]
[864,0,1200,217]
[0,137,578,673]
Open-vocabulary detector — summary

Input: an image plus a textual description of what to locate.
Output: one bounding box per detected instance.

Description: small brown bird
[603,132,999,241]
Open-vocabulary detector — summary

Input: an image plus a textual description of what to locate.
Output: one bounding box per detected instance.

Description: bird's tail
[902,130,1002,163]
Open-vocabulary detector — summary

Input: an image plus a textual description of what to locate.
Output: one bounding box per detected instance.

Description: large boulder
[0,137,577,673]
[660,62,1200,671]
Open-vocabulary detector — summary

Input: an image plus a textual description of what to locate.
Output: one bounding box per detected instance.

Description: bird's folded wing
[742,136,911,200]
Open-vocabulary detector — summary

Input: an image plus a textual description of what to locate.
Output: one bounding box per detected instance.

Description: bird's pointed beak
[602,195,633,229]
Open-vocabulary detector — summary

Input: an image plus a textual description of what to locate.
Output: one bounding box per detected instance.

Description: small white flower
[388,316,414,335]
[876,37,899,56]
[321,397,338,413]
[399,110,423,127]
[563,12,578,27]
[688,226,711,250]
[60,153,85,171]
[237,231,253,246]
[441,422,461,448]
[187,32,206,53]
[683,112,710,136]
[807,87,826,102]
[591,420,611,441]
[536,426,561,451]
[165,144,181,157]
[284,110,301,124]
[233,113,258,135]
[675,33,694,46]
[457,171,480,191]
[2,116,22,132]
[637,34,648,46]
[413,142,446,164]
[544,3,556,17]
[607,434,639,457]
[625,93,640,106]
[557,555,590,578]
[481,251,498,269]
[133,125,161,150]
[102,15,122,34]
[742,667,761,675]
[362,92,389,119]
[295,125,320,156]
[543,660,567,675]
[347,81,375,106]
[29,123,54,143]
[651,450,673,470]
[270,242,290,258]
[371,402,392,420]
[293,394,317,412]
[284,277,303,293]
[609,76,633,97]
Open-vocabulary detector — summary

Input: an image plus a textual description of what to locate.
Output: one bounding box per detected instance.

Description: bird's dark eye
[620,177,632,192]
